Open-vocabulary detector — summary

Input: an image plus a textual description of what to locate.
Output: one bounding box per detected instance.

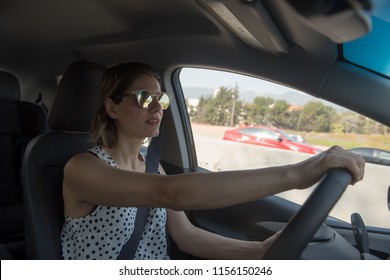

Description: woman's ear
[105,98,118,119]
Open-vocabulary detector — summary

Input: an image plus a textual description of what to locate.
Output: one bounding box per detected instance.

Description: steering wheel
[263,168,352,259]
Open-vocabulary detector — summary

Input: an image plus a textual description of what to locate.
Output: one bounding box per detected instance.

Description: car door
[160,67,390,260]
[374,149,390,166]
[253,128,286,149]
[242,127,284,149]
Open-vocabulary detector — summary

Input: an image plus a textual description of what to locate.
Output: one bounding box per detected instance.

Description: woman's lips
[146,118,160,125]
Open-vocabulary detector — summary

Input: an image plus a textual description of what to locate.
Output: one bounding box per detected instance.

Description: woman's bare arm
[63,146,365,216]
[167,209,279,259]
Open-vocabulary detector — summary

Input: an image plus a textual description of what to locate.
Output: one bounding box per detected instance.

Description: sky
[178,67,347,111]
[179,67,305,95]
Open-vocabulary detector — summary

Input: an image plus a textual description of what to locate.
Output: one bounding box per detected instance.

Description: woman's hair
[90,62,160,147]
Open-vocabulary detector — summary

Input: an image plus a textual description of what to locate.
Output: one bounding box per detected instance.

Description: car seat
[0,70,47,245]
[22,60,107,259]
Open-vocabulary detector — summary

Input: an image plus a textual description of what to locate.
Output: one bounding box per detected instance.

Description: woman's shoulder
[65,147,103,169]
[87,146,105,157]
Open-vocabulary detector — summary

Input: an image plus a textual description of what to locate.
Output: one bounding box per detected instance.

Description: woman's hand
[294,145,365,190]
[257,231,281,259]
[321,146,365,185]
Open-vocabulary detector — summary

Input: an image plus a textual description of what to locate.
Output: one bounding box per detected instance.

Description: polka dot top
[61,146,169,260]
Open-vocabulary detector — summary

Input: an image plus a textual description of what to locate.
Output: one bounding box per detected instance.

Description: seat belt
[117,125,163,260]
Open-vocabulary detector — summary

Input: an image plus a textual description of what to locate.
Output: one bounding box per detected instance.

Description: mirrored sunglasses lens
[136,91,171,110]
[136,91,153,108]
[158,93,170,110]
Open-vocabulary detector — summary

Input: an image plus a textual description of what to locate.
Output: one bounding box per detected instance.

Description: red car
[223,126,318,154]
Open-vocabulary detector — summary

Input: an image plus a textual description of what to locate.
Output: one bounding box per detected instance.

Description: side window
[378,151,390,160]
[179,67,390,229]
[262,129,279,140]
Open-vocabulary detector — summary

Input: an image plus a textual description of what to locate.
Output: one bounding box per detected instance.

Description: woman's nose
[148,95,163,112]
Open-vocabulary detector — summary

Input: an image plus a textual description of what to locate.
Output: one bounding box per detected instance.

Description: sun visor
[282,0,372,43]
[200,0,289,55]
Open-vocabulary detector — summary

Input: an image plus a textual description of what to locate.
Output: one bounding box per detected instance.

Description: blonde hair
[90,62,160,147]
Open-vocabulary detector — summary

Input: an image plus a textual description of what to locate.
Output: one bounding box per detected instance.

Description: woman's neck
[102,138,146,172]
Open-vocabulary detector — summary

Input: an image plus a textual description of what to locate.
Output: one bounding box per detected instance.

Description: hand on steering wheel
[263,168,352,259]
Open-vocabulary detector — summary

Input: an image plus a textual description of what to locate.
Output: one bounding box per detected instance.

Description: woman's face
[106,73,163,140]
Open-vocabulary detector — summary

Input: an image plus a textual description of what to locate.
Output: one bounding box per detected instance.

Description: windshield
[276,129,294,141]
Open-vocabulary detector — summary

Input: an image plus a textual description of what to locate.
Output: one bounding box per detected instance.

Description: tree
[285,110,300,130]
[247,96,275,125]
[269,99,290,128]
[193,86,241,126]
[337,112,365,133]
[297,101,334,132]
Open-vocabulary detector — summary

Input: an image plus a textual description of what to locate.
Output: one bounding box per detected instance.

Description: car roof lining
[1,0,388,126]
[1,1,334,85]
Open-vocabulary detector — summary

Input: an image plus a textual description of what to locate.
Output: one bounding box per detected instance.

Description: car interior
[0,0,389,260]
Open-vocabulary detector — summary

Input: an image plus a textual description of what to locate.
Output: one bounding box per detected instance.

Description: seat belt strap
[117,125,163,260]
[116,206,150,259]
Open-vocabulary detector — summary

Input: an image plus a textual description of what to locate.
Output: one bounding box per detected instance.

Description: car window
[238,128,257,137]
[377,150,390,161]
[260,128,279,140]
[242,127,278,140]
[179,67,390,229]
[355,148,373,157]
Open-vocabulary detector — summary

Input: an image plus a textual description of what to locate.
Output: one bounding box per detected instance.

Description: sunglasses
[124,90,172,110]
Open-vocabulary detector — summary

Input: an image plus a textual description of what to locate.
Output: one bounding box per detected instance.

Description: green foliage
[247,96,274,125]
[297,101,335,132]
[192,86,242,126]
[270,100,290,128]
[246,97,295,127]
[188,87,389,136]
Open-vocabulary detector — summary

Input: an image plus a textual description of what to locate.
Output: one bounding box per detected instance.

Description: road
[191,124,390,228]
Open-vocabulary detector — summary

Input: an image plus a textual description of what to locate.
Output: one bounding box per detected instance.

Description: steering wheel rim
[263,168,352,260]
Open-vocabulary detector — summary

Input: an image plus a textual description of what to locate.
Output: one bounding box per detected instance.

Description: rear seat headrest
[18,102,47,135]
[48,61,107,132]
[0,70,47,135]
[0,71,21,100]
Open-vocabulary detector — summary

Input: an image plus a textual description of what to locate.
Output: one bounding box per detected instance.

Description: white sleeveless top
[61,146,169,260]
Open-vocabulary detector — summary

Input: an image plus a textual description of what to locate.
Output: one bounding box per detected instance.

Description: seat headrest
[0,71,21,100]
[18,101,47,135]
[48,61,107,132]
